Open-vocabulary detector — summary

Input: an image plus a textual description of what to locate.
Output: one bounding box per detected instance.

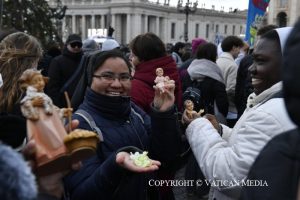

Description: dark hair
[221,36,244,52]
[257,24,278,36]
[129,33,166,62]
[196,42,217,62]
[172,42,185,54]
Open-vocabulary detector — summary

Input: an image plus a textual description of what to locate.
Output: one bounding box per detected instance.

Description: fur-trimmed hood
[0,143,37,200]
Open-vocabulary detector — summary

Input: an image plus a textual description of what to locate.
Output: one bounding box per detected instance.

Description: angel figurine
[19,69,99,176]
[154,67,174,93]
[20,71,54,120]
[182,100,204,123]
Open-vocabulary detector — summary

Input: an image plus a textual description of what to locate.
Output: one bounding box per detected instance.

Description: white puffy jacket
[186,82,296,200]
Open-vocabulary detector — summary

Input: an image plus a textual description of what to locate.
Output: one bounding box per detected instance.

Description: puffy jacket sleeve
[148,105,181,165]
[186,110,290,192]
[65,153,125,200]
[64,114,126,200]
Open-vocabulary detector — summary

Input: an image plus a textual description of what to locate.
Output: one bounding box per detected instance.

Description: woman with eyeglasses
[64,50,181,200]
[47,34,83,108]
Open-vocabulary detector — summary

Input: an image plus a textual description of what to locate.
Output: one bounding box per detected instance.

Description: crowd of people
[1,17,300,200]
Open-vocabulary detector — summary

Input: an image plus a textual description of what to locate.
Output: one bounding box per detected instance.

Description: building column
[101,15,105,29]
[126,14,131,44]
[144,14,148,33]
[91,15,95,29]
[134,14,142,36]
[156,16,160,37]
[111,14,116,29]
[72,15,76,33]
[82,15,86,39]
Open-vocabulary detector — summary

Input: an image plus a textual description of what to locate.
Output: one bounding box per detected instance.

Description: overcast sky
[164,0,249,12]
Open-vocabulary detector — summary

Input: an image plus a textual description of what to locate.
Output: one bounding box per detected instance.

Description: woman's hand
[31,97,44,107]
[116,152,161,173]
[61,108,73,118]
[153,81,175,112]
[204,114,222,134]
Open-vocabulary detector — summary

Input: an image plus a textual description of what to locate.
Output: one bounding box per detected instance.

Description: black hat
[66,34,82,44]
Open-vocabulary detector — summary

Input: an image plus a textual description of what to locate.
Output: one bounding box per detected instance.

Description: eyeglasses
[70,42,82,48]
[93,73,132,83]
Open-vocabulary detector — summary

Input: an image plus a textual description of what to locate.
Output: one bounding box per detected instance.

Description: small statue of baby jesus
[182,100,204,123]
[154,67,175,93]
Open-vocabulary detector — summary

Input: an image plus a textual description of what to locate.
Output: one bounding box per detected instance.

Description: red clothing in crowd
[131,55,183,112]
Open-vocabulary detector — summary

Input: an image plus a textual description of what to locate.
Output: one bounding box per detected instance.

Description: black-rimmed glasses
[93,73,132,83]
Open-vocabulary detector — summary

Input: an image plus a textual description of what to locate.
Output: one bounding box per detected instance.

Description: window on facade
[279,0,288,8]
[240,26,243,34]
[171,23,175,39]
[232,25,235,35]
[195,24,199,37]
[224,25,227,34]
[206,24,209,38]
[216,24,219,33]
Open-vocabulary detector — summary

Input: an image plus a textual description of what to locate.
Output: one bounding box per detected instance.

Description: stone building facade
[268,0,300,27]
[48,0,247,44]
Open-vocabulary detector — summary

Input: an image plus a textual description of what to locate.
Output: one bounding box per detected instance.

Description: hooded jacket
[186,27,296,200]
[131,55,183,112]
[187,59,228,117]
[64,88,181,200]
[241,22,300,200]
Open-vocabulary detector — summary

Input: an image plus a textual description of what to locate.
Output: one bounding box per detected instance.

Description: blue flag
[245,0,270,47]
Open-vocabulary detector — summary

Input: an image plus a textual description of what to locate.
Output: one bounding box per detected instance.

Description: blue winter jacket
[64,88,181,200]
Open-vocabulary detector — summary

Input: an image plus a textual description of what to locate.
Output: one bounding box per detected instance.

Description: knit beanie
[101,39,120,51]
[191,38,207,54]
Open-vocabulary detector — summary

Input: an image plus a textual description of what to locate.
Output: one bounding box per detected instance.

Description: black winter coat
[64,88,181,200]
[241,128,300,200]
[46,47,82,107]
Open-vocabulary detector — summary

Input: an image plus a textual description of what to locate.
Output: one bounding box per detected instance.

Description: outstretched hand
[116,152,161,173]
[153,81,175,112]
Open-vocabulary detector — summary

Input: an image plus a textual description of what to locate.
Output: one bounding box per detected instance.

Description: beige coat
[216,52,238,115]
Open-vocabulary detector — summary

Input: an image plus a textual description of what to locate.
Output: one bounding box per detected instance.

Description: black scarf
[62,47,83,61]
[83,88,131,120]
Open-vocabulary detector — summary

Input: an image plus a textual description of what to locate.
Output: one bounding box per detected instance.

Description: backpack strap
[130,108,144,124]
[74,109,104,142]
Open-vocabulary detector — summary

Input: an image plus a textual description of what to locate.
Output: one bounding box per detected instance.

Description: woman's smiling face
[249,37,282,95]
[91,57,131,97]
